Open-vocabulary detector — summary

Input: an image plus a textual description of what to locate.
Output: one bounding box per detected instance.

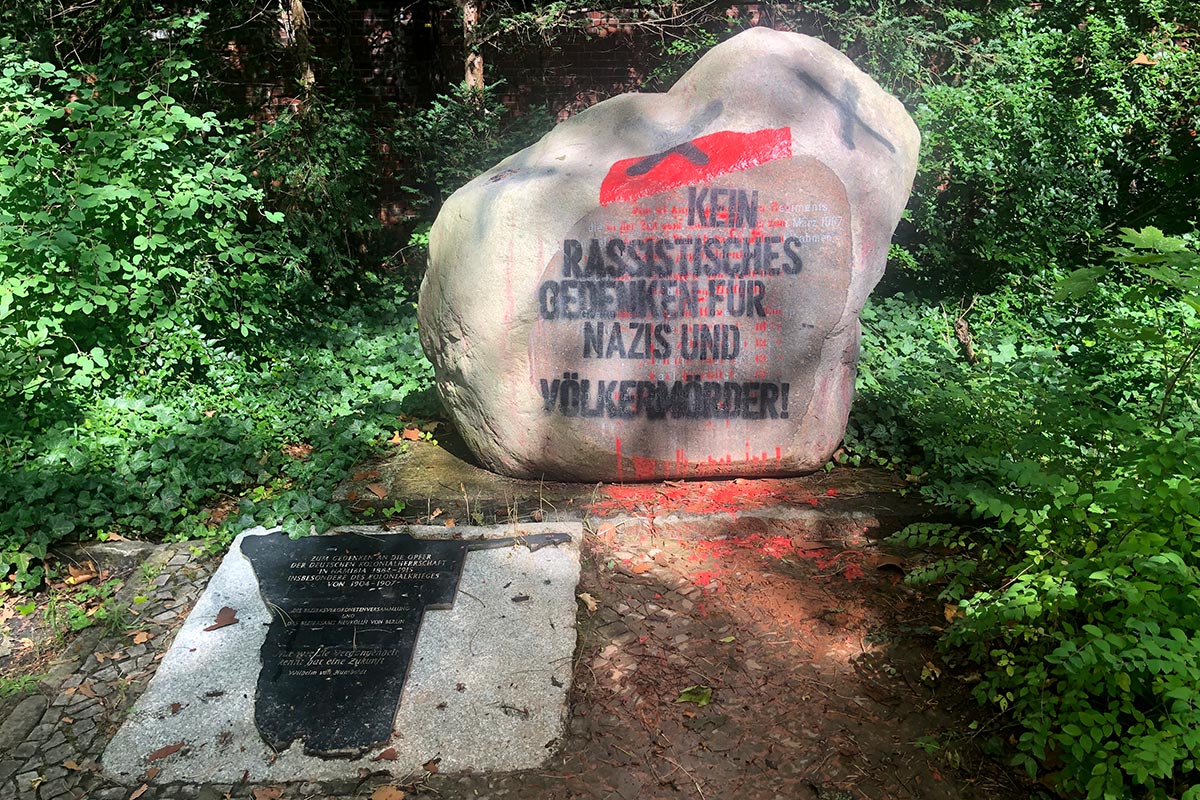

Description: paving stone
[15,770,40,793]
[116,660,144,678]
[0,760,21,783]
[71,717,97,737]
[24,722,57,743]
[0,695,48,752]
[43,742,77,765]
[41,765,70,784]
[9,741,38,759]
[63,700,100,720]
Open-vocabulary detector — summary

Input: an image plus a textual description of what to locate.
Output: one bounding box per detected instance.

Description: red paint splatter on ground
[687,533,866,584]
[588,479,815,517]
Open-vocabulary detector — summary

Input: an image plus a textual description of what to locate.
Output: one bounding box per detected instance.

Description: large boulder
[419,27,919,481]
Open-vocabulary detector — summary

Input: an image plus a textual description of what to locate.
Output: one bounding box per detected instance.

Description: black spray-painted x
[625,141,711,176]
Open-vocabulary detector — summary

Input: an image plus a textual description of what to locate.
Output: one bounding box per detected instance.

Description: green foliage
[389,83,553,216]
[42,576,125,638]
[253,104,384,292]
[0,672,45,698]
[762,1,1200,295]
[852,229,1200,797]
[0,4,438,594]
[0,27,300,408]
[0,284,433,592]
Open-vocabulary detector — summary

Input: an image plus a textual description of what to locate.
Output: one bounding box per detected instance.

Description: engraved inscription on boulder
[419,27,920,480]
[241,532,467,757]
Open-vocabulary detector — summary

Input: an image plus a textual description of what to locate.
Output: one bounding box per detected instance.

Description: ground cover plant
[1,0,1199,797]
[847,227,1200,798]
[0,4,442,591]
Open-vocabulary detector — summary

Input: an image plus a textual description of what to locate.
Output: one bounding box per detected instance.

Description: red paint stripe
[600,128,792,206]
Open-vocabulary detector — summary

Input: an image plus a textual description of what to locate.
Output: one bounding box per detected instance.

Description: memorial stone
[419,27,920,481]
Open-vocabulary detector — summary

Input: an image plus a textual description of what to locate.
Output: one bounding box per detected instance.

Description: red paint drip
[599,128,792,206]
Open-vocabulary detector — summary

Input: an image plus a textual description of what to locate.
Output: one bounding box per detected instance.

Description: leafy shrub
[850,229,1200,797]
[389,82,553,216]
[0,33,298,412]
[253,104,384,292]
[762,1,1200,296]
[0,283,434,593]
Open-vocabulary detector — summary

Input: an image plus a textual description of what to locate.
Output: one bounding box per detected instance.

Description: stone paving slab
[101,523,581,785]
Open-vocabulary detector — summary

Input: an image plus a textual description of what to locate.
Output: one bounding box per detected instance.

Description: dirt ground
[0,457,1046,800]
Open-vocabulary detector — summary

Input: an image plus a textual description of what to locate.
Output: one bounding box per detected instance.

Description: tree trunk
[461,0,484,89]
[283,0,316,103]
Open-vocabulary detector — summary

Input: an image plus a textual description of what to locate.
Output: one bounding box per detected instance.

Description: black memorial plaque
[241,531,468,756]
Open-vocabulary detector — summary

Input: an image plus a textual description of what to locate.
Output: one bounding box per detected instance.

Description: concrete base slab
[102,523,581,784]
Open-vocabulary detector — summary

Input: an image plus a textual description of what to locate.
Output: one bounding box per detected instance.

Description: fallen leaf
[66,561,99,586]
[577,592,599,613]
[147,741,184,761]
[129,784,149,800]
[130,630,153,645]
[371,747,398,762]
[61,716,73,724]
[630,562,653,574]
[282,442,314,460]
[874,555,907,574]
[103,531,126,541]
[170,703,182,715]
[77,684,98,699]
[388,430,403,445]
[370,788,406,800]
[921,661,943,682]
[595,521,618,542]
[356,768,372,781]
[1130,52,1158,65]
[202,409,216,417]
[63,759,82,771]
[422,757,441,773]
[824,487,838,497]
[401,427,422,441]
[204,606,239,631]
[419,421,440,433]
[943,603,964,623]
[430,507,443,519]
[94,652,110,663]
[717,635,736,643]
[675,685,713,707]
[252,788,283,800]
[352,470,380,482]
[367,483,388,500]
[143,767,160,781]
[444,519,456,527]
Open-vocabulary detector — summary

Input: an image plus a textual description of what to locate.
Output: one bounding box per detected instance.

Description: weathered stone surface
[420,27,919,481]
